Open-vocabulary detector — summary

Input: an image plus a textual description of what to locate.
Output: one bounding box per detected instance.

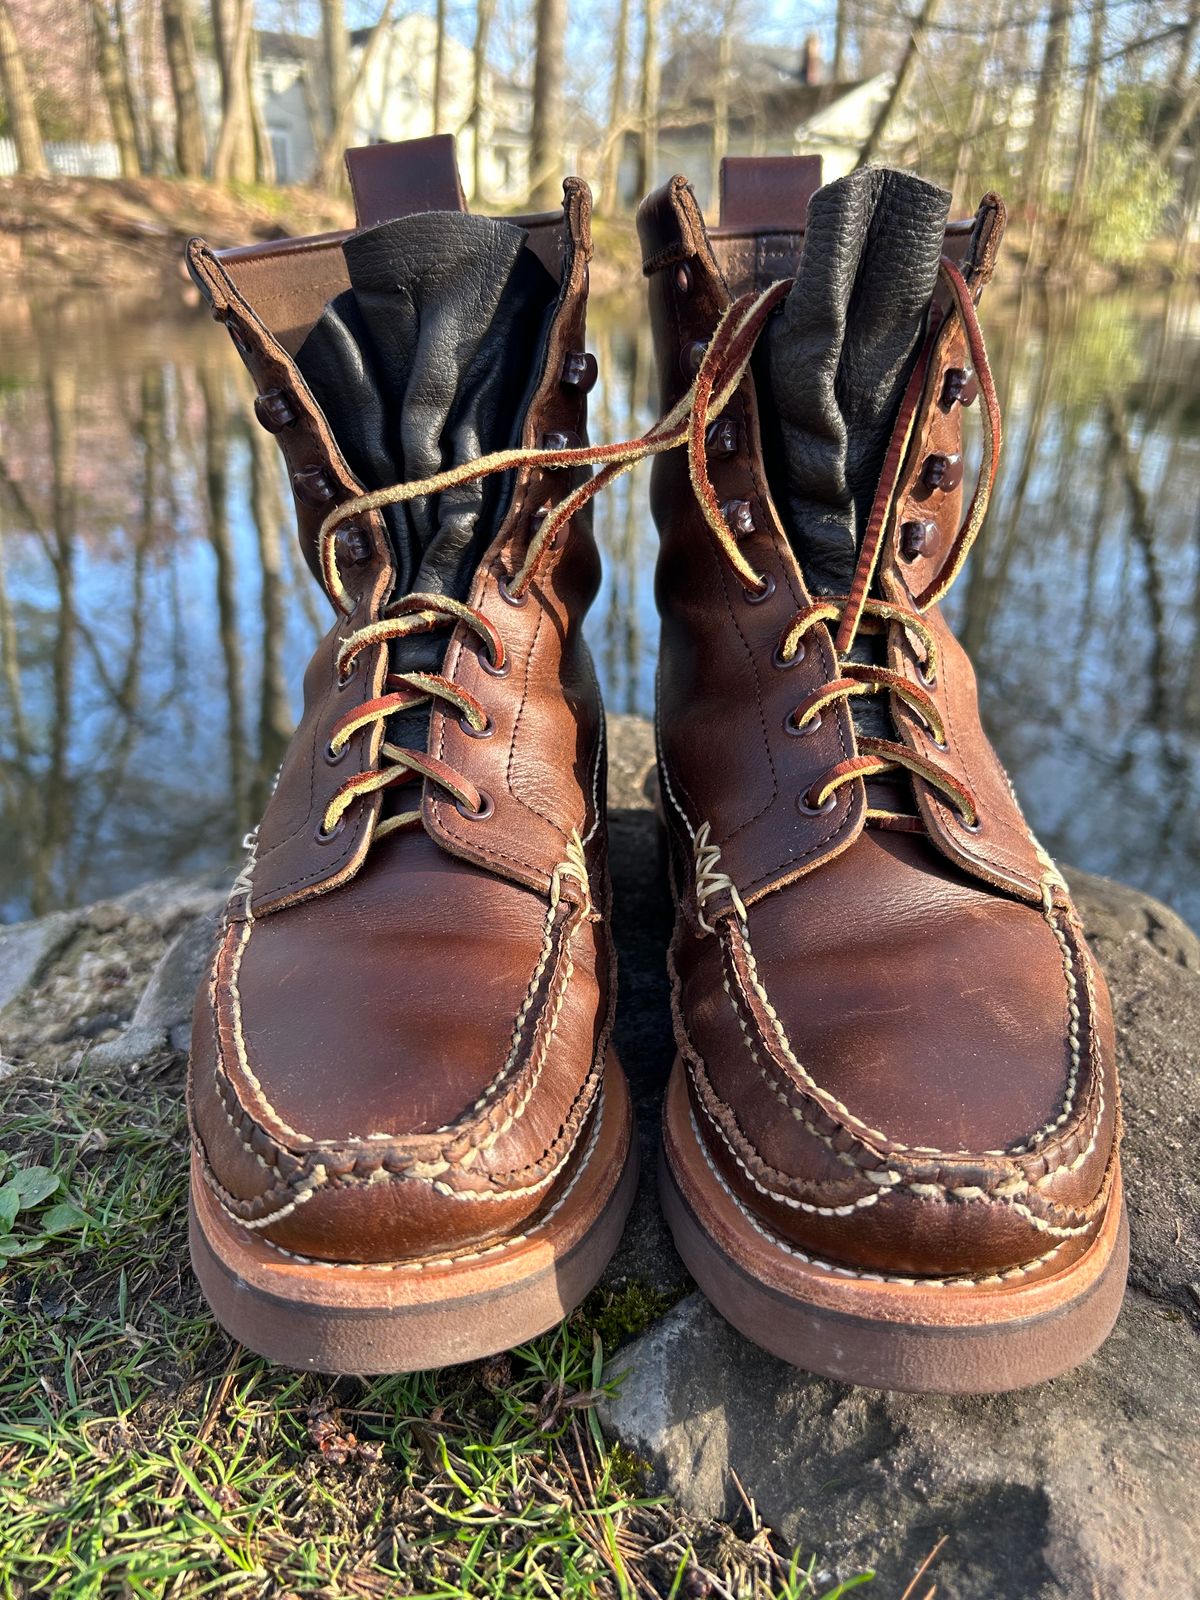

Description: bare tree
[320,0,349,142]
[316,0,395,191]
[950,4,1006,205]
[433,0,447,133]
[709,9,733,216]
[470,0,497,201]
[599,0,631,213]
[636,0,660,195]
[832,0,849,80]
[529,0,567,207]
[161,0,207,175]
[1021,0,1073,224]
[1063,0,1105,264]
[211,0,257,183]
[0,0,48,177]
[113,0,152,170]
[89,0,144,176]
[138,0,168,171]
[856,0,942,169]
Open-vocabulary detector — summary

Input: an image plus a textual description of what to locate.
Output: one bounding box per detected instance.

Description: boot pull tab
[345,135,468,229]
[963,192,1007,296]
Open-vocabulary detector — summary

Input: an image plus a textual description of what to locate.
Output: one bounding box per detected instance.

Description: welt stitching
[685,1025,1101,1237]
[686,1105,1070,1287]
[203,1036,608,1228]
[214,1093,606,1264]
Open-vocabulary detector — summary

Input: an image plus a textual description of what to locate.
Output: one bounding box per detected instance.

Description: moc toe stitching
[191,892,607,1257]
[677,892,1117,1278]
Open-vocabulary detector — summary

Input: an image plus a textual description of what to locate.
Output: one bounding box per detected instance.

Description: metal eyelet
[743,573,776,604]
[931,735,949,752]
[918,661,937,689]
[773,640,805,669]
[497,577,528,607]
[797,789,837,816]
[315,814,347,843]
[323,737,350,765]
[785,710,821,737]
[336,654,360,689]
[961,814,983,833]
[459,712,494,739]
[480,647,510,677]
[455,789,494,821]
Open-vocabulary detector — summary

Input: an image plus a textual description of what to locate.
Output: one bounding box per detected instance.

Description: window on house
[268,132,290,184]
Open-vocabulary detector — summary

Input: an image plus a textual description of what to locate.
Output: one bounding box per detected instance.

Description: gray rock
[88,904,222,1069]
[598,720,1200,1600]
[601,1289,1197,1598]
[115,871,229,936]
[0,909,83,1014]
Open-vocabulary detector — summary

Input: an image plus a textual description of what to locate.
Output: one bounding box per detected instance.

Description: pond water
[1,283,1198,926]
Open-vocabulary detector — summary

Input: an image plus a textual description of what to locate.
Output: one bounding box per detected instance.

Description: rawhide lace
[315,256,998,843]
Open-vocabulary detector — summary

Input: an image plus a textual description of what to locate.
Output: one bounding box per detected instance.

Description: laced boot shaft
[640,159,1126,1393]
[184,138,635,1375]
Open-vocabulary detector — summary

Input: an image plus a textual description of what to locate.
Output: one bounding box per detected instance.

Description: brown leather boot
[641,160,1126,1393]
[185,137,635,1374]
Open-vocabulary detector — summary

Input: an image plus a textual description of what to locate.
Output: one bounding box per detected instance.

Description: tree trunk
[855,0,941,169]
[433,0,447,133]
[138,0,168,171]
[320,0,349,142]
[950,5,1005,206]
[529,0,567,208]
[709,19,732,219]
[316,0,394,191]
[211,0,257,184]
[89,0,144,176]
[832,0,848,79]
[599,0,631,212]
[0,0,48,177]
[161,0,207,176]
[636,0,660,195]
[248,28,276,184]
[1021,0,1072,224]
[1063,0,1104,265]
[1154,78,1200,169]
[113,0,151,171]
[470,0,497,201]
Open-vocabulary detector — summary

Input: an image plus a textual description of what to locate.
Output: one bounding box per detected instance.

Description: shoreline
[4,175,1192,307]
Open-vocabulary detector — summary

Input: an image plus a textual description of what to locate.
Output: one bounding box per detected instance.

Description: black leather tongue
[759,167,951,598]
[758,168,950,753]
[294,210,558,755]
[295,211,558,606]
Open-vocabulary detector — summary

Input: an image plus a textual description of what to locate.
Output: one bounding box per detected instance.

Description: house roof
[657,38,869,138]
[254,28,321,64]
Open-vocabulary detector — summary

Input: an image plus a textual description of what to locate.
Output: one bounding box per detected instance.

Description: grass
[0,1051,875,1600]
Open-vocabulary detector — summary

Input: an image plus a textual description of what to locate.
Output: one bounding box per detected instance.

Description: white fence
[0,139,122,179]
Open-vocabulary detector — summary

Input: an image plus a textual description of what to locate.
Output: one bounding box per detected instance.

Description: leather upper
[644,161,1121,1284]
[187,142,613,1266]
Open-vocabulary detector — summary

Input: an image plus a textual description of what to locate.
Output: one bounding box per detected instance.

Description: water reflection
[0,285,1197,925]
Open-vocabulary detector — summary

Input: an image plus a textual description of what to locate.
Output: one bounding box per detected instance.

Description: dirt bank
[0,175,642,305]
[0,175,355,301]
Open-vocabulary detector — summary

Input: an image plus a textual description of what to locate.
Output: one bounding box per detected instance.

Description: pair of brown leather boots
[186,137,1126,1395]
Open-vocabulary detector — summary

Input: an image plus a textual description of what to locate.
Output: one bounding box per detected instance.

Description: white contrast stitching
[685,1105,1069,1287]
[221,1088,607,1270]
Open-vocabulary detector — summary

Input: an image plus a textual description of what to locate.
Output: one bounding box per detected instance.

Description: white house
[199,18,532,203]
